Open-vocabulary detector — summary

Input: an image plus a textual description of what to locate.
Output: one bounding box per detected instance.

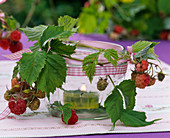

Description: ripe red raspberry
[61,109,78,125]
[130,29,139,36]
[9,41,23,53]
[8,98,27,115]
[160,31,168,40]
[135,73,150,89]
[0,38,10,50]
[141,60,148,66]
[84,1,90,7]
[114,25,124,34]
[10,30,21,42]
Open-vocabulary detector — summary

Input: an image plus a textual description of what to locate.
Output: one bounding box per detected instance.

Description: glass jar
[47,41,128,120]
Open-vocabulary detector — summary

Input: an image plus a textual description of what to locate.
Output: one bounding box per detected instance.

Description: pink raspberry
[10,30,21,42]
[0,38,10,50]
[135,73,150,89]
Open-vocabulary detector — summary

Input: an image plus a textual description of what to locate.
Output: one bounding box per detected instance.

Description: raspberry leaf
[62,107,72,125]
[12,61,20,80]
[39,25,72,47]
[120,110,161,127]
[134,44,152,58]
[132,41,159,60]
[29,42,40,52]
[19,51,47,86]
[104,87,123,130]
[118,80,136,110]
[50,39,76,56]
[104,49,118,67]
[58,15,79,32]
[20,25,47,41]
[83,52,101,83]
[132,41,153,53]
[36,54,67,97]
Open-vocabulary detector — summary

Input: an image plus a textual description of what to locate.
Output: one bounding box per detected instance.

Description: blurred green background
[0,0,86,26]
[0,0,169,40]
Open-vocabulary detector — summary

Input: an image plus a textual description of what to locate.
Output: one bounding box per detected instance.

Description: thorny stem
[107,75,116,87]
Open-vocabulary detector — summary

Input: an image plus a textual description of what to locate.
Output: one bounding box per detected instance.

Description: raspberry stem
[148,62,162,72]
[107,75,116,87]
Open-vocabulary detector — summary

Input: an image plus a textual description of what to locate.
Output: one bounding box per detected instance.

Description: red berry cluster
[132,59,165,89]
[109,25,140,40]
[0,30,23,53]
[131,60,153,89]
[61,109,78,125]
[136,60,149,72]
[4,77,46,115]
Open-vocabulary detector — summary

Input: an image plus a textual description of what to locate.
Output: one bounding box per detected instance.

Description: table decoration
[1,15,166,131]
[0,59,170,137]
[48,40,128,120]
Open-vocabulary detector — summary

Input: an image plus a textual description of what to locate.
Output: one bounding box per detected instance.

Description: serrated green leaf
[104,49,118,67]
[19,51,47,85]
[104,87,123,130]
[120,110,161,127]
[40,25,72,47]
[142,53,160,61]
[20,25,47,41]
[36,54,67,94]
[62,107,72,125]
[132,41,159,60]
[134,44,151,58]
[118,80,136,110]
[83,52,100,82]
[58,15,79,32]
[132,41,152,53]
[29,42,40,52]
[12,62,20,79]
[50,39,76,56]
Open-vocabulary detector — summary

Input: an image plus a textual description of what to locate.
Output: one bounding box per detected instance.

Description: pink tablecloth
[0,60,170,137]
